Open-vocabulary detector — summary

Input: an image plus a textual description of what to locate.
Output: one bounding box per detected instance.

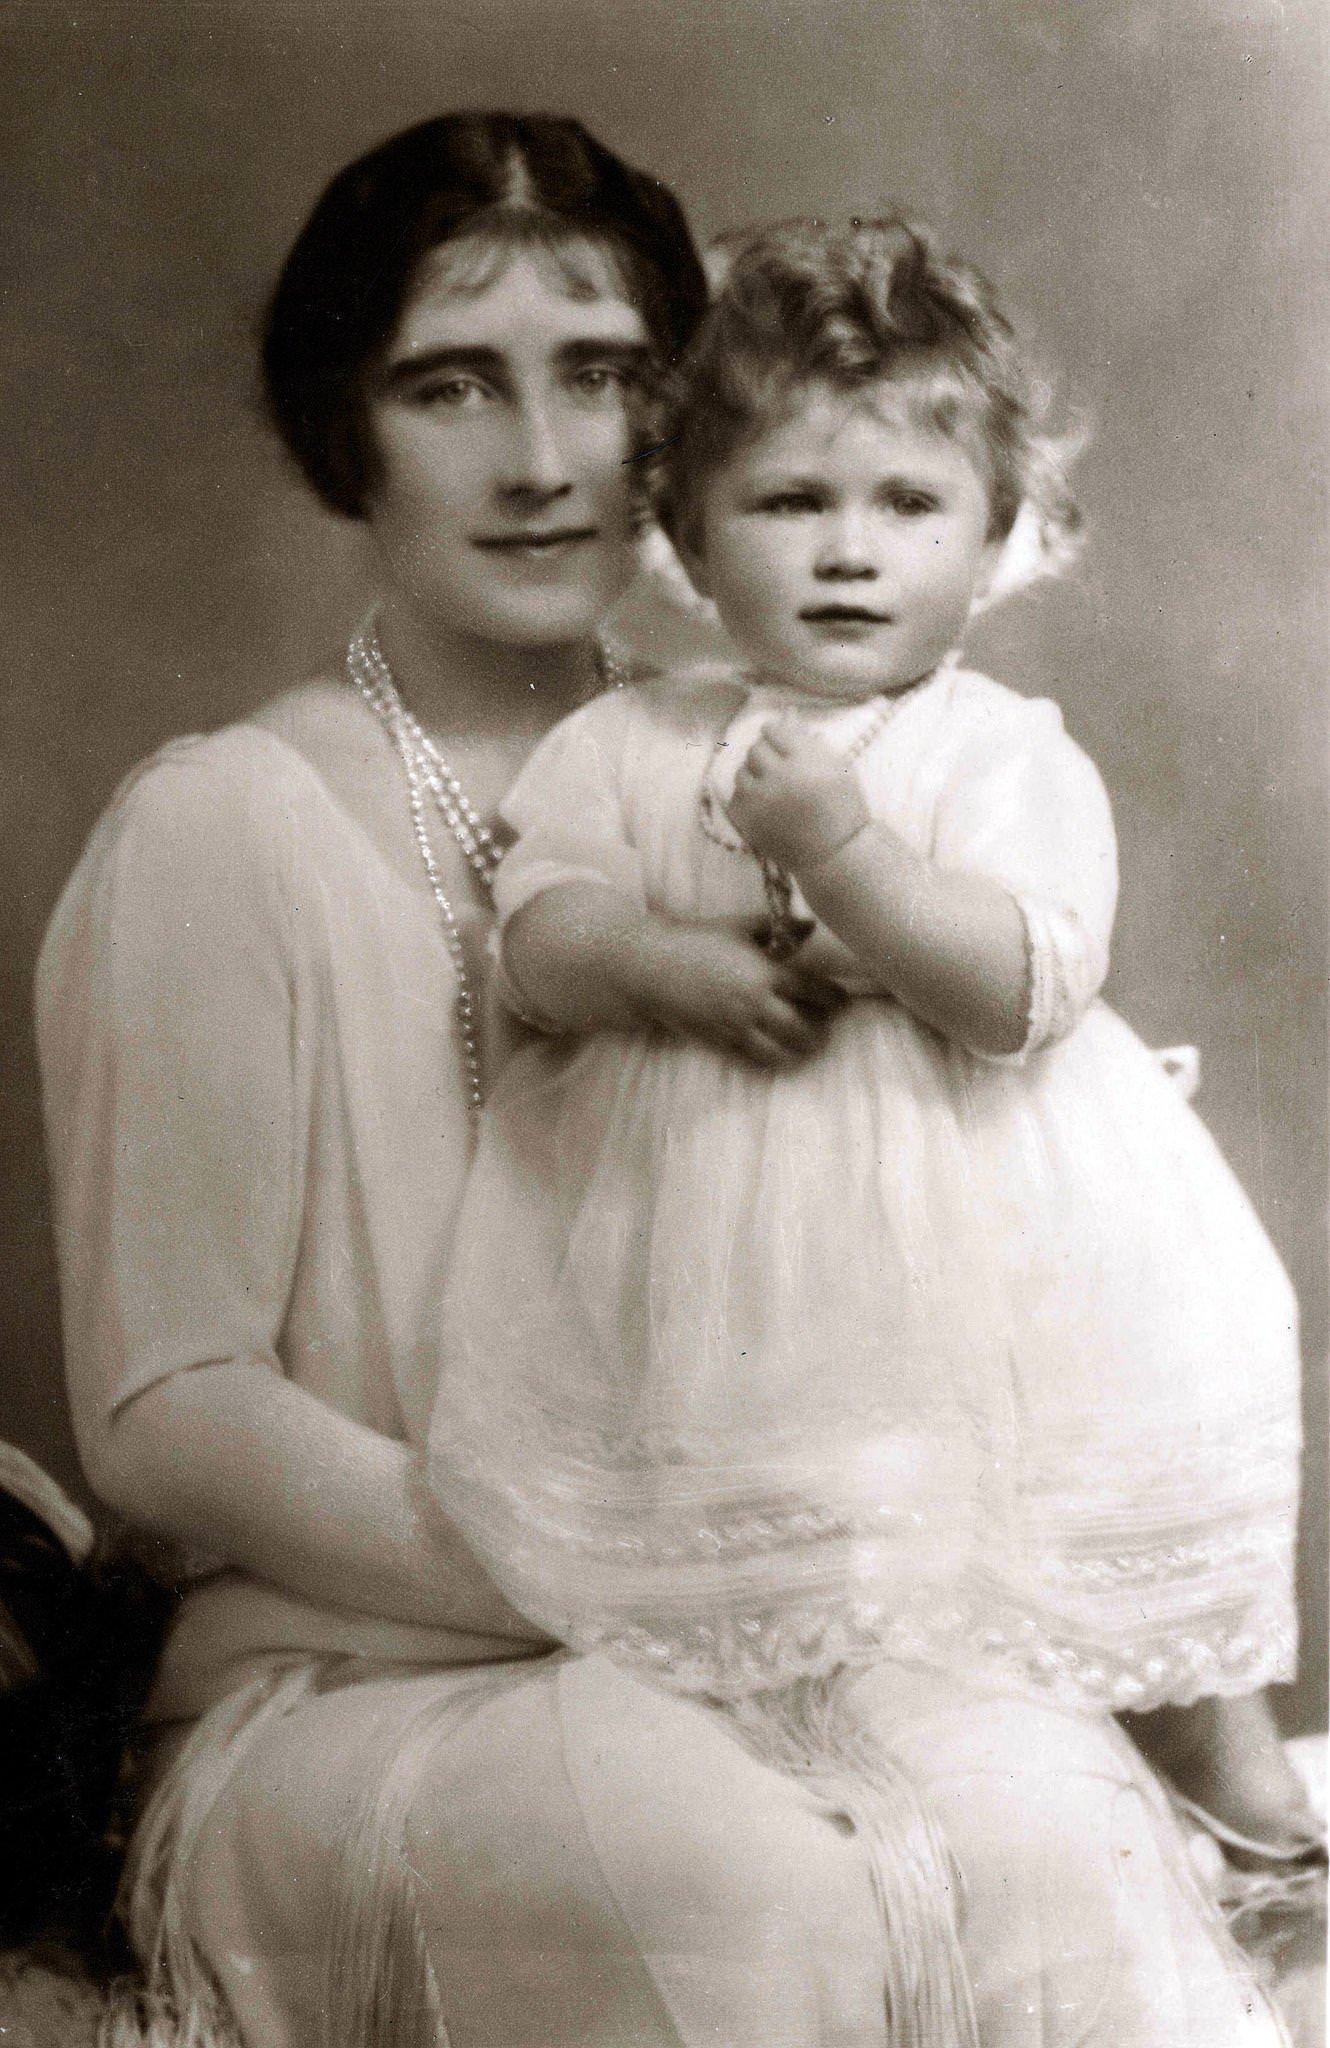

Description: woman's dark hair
[262,113,709,518]
[0,1485,172,1959]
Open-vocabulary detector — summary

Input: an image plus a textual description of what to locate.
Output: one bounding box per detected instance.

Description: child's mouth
[799,605,894,625]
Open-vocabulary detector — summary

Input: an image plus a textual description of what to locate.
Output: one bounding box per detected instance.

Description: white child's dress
[429,661,1301,1721]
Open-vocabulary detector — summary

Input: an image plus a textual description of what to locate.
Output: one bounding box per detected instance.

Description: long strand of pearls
[348,621,503,892]
[347,620,493,1126]
[346,614,626,1129]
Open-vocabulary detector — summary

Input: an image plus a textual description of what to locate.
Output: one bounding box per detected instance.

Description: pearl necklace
[347,615,626,1129]
[699,691,896,961]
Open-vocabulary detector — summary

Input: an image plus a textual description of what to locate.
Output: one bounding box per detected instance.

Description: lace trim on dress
[570,1575,1297,1715]
[978,893,1109,1063]
[448,1404,1299,1715]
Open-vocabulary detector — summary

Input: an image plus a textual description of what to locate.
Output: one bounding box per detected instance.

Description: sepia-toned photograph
[2,1,1325,2041]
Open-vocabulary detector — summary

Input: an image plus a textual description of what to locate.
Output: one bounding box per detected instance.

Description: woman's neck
[374,593,600,755]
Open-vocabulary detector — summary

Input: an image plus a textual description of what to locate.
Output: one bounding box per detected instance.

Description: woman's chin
[486,576,636,650]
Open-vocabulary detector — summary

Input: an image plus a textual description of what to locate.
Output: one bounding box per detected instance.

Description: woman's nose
[497,398,575,501]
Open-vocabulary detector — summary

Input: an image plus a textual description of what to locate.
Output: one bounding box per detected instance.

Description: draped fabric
[429,663,1301,1711]
[35,725,519,1723]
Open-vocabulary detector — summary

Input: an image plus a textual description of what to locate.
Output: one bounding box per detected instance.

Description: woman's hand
[726,717,871,872]
[90,1360,556,1643]
[627,916,845,1066]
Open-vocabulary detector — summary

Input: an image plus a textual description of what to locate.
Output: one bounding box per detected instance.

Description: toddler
[428,222,1314,1991]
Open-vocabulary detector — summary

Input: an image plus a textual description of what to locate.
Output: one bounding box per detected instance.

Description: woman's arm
[727,718,1029,1054]
[90,1362,543,1639]
[503,882,844,1066]
[37,744,542,1643]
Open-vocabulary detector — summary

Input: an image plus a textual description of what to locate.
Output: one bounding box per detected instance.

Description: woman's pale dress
[38,719,1290,2045]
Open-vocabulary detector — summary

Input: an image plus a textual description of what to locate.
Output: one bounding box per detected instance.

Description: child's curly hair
[655,216,1081,600]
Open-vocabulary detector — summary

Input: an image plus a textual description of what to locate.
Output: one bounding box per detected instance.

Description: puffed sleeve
[932,689,1119,1058]
[35,735,310,1433]
[491,687,646,931]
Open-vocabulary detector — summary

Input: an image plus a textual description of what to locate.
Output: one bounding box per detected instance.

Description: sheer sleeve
[35,735,310,1434]
[932,692,1119,1059]
[492,689,645,931]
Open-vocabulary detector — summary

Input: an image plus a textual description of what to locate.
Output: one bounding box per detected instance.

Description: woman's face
[364,241,653,650]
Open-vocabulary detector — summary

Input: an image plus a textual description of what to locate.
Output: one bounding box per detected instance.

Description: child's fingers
[732,1022,808,1068]
[704,987,832,1067]
[689,1015,796,1067]
[775,968,846,1016]
[736,741,773,783]
[758,716,800,755]
[742,722,797,776]
[753,990,832,1056]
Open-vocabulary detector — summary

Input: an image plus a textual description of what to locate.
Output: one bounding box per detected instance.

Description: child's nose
[813,514,879,580]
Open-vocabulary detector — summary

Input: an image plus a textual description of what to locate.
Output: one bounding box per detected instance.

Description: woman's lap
[177,1652,886,2048]
[162,1652,1283,2048]
[843,1663,1285,2047]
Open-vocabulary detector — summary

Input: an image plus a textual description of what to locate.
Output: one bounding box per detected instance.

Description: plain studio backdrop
[2,0,1325,1729]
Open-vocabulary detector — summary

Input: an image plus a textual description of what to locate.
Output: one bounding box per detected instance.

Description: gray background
[3,0,1325,1727]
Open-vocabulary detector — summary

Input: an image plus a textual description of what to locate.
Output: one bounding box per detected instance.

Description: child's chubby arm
[726,716,1030,1056]
[495,681,845,1069]
[503,886,845,1069]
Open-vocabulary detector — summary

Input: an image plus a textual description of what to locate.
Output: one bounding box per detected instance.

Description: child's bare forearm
[503,883,844,1063]
[795,822,1030,1054]
[726,719,1029,1056]
[502,883,678,1033]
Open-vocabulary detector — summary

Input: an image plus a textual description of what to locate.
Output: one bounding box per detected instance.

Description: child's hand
[633,917,845,1067]
[726,717,871,872]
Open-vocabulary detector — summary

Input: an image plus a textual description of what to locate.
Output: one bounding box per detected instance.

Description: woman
[37,112,1286,2048]
[36,114,880,2048]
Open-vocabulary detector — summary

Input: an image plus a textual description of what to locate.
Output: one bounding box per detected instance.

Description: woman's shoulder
[41,697,340,968]
[247,672,374,779]
[115,706,321,810]
[85,675,352,848]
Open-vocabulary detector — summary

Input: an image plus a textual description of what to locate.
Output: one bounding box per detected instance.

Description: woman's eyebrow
[380,345,504,391]
[556,338,654,372]
[379,338,651,391]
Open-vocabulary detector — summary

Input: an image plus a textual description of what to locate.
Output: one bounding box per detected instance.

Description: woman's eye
[571,363,630,399]
[417,376,489,409]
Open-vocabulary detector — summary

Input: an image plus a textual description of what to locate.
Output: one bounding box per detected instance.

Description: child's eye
[756,491,821,516]
[888,490,940,517]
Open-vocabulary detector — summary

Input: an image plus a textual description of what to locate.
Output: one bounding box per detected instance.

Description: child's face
[682,384,1000,700]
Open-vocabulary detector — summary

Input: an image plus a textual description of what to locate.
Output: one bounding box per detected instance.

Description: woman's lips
[473,527,598,555]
